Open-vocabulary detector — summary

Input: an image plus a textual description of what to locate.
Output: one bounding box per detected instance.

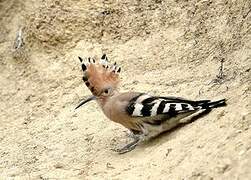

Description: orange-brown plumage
[81,57,120,97]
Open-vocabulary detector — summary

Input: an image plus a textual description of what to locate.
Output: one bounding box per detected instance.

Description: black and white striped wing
[126,93,200,117]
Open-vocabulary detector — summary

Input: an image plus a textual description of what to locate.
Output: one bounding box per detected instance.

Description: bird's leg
[112,127,147,154]
[113,135,141,154]
[124,129,142,139]
[124,130,136,139]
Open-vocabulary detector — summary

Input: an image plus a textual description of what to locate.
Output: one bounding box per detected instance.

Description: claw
[111,138,140,154]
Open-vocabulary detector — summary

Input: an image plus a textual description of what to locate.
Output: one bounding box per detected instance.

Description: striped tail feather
[158,96,226,109]
[179,99,226,123]
[198,99,227,109]
[158,96,211,106]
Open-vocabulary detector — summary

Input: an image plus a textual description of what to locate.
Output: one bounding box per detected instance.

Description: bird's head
[76,54,121,109]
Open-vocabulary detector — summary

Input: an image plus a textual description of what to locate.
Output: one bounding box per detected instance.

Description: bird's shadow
[140,124,186,149]
[139,109,212,149]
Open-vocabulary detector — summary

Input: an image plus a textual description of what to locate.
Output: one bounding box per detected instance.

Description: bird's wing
[126,93,208,117]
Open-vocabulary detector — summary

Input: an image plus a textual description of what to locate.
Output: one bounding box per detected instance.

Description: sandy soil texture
[0,0,251,179]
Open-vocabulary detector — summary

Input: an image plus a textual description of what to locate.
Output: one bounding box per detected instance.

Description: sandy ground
[0,0,251,179]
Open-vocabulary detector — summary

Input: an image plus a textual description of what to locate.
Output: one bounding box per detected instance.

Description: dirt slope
[0,0,250,179]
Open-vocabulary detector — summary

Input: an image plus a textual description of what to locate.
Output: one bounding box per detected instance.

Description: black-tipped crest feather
[78,56,83,62]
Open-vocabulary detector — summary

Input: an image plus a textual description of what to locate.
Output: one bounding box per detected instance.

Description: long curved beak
[75,96,96,110]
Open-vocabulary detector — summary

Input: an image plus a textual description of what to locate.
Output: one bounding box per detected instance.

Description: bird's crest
[78,54,121,96]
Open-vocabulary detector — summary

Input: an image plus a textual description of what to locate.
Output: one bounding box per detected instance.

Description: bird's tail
[179,99,226,123]
[195,99,227,109]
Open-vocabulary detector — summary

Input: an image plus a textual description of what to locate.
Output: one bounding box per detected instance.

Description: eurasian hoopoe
[76,54,226,154]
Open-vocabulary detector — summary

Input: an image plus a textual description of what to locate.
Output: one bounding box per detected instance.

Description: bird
[75,54,227,154]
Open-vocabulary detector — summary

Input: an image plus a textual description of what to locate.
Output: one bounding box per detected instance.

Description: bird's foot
[111,138,140,154]
[124,130,138,139]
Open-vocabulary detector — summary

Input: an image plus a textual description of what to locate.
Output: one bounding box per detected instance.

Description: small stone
[54,162,64,169]
[216,164,229,173]
[165,148,172,157]
[72,113,78,117]
[236,129,242,133]
[197,144,204,148]
[106,162,115,169]
[71,127,78,131]
[239,150,245,156]
[132,80,139,84]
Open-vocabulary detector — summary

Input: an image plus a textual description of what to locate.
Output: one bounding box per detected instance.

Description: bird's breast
[100,97,142,132]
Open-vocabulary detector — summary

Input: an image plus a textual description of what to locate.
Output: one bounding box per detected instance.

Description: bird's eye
[103,88,112,96]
